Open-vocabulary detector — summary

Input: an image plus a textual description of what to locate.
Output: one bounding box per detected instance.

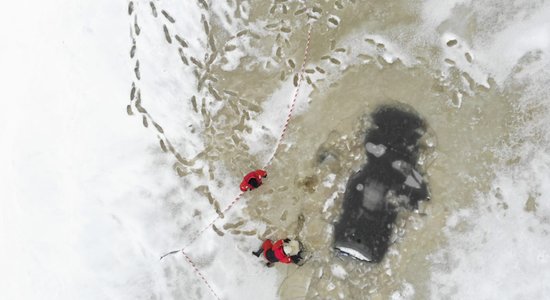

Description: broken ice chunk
[391,160,412,174]
[404,175,421,189]
[335,246,371,261]
[366,142,386,157]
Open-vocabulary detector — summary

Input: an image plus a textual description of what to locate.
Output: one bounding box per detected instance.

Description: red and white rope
[182,250,221,300]
[164,24,314,300]
[264,25,313,168]
[182,191,245,249]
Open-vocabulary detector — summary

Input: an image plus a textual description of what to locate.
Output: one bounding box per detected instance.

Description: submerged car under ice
[333,105,430,262]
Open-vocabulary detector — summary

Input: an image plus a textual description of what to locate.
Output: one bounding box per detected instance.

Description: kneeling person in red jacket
[252,238,303,267]
[240,169,267,192]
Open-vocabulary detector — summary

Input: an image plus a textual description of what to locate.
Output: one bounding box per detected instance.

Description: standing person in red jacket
[252,238,303,267]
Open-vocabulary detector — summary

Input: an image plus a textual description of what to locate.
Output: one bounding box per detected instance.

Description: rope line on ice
[161,24,313,299]
[182,250,221,300]
[263,24,313,169]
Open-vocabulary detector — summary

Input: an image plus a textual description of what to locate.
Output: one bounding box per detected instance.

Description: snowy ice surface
[422,0,550,86]
[423,1,550,299]
[430,150,550,299]
[0,1,279,299]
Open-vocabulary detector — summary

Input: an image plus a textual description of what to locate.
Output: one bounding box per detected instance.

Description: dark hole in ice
[333,105,430,263]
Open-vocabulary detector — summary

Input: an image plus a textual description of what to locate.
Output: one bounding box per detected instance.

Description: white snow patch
[421,0,472,28]
[331,264,348,279]
[424,0,550,85]
[0,1,281,299]
[390,281,415,300]
[323,174,337,187]
[323,191,339,213]
[242,76,312,159]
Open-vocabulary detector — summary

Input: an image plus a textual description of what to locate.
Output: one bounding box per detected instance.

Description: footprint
[130,83,136,100]
[159,139,168,152]
[134,60,140,80]
[175,35,188,48]
[444,58,456,65]
[202,15,210,35]
[328,16,340,28]
[163,25,172,44]
[134,16,140,35]
[153,121,164,134]
[212,225,224,236]
[446,39,458,47]
[178,48,189,65]
[130,44,136,58]
[294,7,307,16]
[149,2,157,17]
[126,105,133,116]
[224,44,237,52]
[198,0,208,9]
[161,10,175,23]
[465,52,473,63]
[364,38,376,46]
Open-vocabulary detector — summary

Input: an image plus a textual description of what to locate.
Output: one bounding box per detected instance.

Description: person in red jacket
[252,238,303,267]
[240,169,267,192]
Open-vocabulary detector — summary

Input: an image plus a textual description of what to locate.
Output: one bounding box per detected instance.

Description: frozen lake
[2,0,550,299]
